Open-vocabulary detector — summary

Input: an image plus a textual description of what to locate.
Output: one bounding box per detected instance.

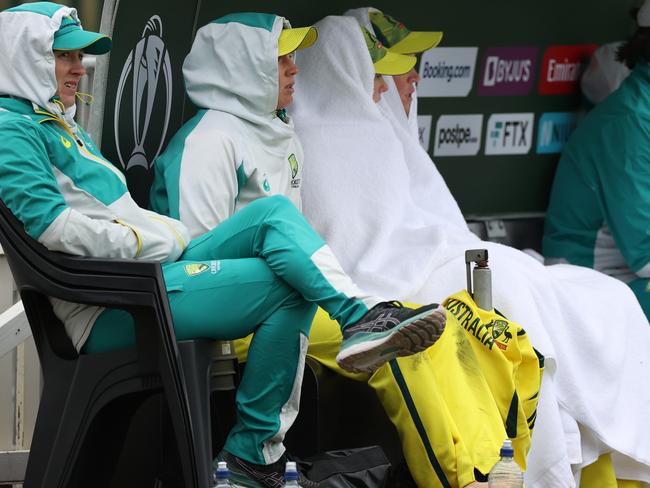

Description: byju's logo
[478,47,538,96]
[536,112,579,154]
[434,115,483,156]
[114,16,173,171]
[538,45,597,95]
[417,47,478,97]
[485,113,534,155]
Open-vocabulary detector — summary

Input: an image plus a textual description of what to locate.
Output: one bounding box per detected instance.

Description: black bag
[301,446,391,487]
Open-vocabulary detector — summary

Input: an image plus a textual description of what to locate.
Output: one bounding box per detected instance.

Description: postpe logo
[434,115,483,157]
[114,16,173,171]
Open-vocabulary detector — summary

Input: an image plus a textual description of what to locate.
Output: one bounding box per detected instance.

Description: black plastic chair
[0,201,227,488]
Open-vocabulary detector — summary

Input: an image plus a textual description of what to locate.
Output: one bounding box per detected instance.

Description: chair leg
[24,366,100,487]
[26,356,150,488]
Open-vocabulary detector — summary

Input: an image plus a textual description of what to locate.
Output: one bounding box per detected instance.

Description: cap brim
[373,51,416,76]
[388,31,443,54]
[278,26,318,57]
[53,30,112,55]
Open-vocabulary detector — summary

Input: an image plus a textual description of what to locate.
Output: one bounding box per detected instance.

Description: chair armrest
[0,200,175,362]
[0,201,166,303]
[0,202,203,485]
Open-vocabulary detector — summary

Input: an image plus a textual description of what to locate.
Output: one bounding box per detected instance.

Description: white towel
[293,15,650,486]
[345,7,468,233]
[378,77,469,233]
[293,16,468,299]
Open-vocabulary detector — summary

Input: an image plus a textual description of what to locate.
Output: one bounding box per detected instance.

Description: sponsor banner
[539,44,598,95]
[417,47,479,97]
[536,112,579,154]
[433,114,483,156]
[485,113,535,155]
[417,115,433,150]
[478,47,539,96]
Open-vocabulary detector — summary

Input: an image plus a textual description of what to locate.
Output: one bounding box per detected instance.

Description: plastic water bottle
[282,461,302,487]
[214,461,232,487]
[488,439,523,487]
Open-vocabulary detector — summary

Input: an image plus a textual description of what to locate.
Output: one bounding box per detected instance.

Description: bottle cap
[500,439,514,457]
[215,461,229,480]
[285,461,299,481]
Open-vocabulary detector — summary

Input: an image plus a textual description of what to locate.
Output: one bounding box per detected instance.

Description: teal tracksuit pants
[84,196,378,464]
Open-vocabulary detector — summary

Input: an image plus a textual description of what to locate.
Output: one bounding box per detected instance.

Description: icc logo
[114,15,172,171]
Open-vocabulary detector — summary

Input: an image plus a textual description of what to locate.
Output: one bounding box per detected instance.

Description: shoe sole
[335,306,446,373]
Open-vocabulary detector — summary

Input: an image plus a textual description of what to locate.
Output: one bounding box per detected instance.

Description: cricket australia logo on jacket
[288,153,300,189]
[444,292,517,351]
[235,136,303,212]
[488,319,513,350]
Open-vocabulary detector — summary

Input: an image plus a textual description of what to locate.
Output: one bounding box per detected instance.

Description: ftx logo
[485,113,534,155]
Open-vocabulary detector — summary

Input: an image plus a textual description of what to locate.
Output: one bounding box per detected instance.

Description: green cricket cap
[362,27,416,75]
[53,15,112,55]
[369,11,442,55]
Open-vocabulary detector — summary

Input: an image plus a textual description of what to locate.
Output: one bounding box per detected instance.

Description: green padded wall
[100,0,639,214]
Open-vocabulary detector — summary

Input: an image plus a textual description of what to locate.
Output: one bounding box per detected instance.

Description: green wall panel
[99,0,639,215]
[194,0,639,216]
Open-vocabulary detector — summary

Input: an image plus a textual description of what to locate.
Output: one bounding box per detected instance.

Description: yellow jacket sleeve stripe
[388,359,454,488]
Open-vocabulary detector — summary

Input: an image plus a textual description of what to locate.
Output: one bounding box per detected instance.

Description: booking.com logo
[417,47,478,98]
[421,61,472,83]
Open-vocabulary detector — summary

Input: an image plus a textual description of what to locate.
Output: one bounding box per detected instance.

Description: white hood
[0,3,78,118]
[377,77,468,232]
[343,7,466,230]
[293,16,467,298]
[344,7,423,143]
[183,13,294,146]
[345,7,424,139]
[344,7,376,31]
[580,41,630,105]
[379,74,419,138]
